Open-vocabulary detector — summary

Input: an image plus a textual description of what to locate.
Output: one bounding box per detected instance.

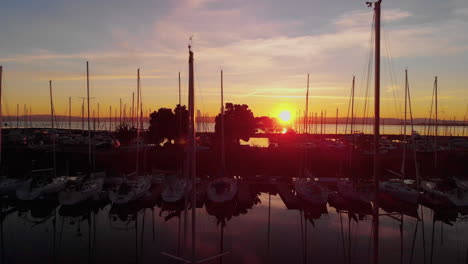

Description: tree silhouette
[255,116,282,133]
[215,103,257,145]
[148,105,188,145]
[115,123,137,145]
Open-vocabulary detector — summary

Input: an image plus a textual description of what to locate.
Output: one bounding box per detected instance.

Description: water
[3,121,467,136]
[2,190,467,264]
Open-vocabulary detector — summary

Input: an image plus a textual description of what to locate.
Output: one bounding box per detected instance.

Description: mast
[81,99,85,131]
[370,1,382,264]
[349,76,355,169]
[406,71,419,187]
[350,76,355,135]
[305,74,309,134]
[188,44,196,263]
[434,76,438,168]
[109,106,112,131]
[401,69,408,176]
[49,80,56,177]
[220,70,226,173]
[69,97,72,129]
[0,67,3,167]
[179,72,182,138]
[86,61,92,170]
[119,98,122,127]
[136,69,141,175]
[132,92,135,128]
[97,103,100,131]
[16,104,19,129]
[335,108,339,135]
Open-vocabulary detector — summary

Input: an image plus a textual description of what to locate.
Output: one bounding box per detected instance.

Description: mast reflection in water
[1,183,468,264]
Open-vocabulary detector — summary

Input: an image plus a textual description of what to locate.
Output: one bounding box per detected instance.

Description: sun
[279,110,291,123]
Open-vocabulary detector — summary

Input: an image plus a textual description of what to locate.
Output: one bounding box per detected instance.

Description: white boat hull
[109,177,151,205]
[161,177,190,203]
[59,177,104,205]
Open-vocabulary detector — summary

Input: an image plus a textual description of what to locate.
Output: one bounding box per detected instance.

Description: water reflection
[1,183,468,264]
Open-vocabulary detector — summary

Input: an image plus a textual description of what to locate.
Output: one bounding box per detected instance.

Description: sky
[0,0,467,121]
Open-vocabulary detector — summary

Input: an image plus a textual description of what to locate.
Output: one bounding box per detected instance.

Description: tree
[215,103,257,145]
[147,105,188,145]
[255,116,282,133]
[174,104,189,144]
[115,123,137,145]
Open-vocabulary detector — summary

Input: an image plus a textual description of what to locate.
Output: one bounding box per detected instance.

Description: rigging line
[382,25,403,122]
[344,79,353,135]
[427,82,435,136]
[363,13,375,133]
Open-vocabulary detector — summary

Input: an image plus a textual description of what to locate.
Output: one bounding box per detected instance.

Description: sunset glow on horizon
[0,0,466,120]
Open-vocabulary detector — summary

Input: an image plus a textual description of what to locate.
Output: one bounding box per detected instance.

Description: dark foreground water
[1,186,467,264]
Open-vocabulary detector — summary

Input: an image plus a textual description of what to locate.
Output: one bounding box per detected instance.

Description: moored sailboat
[206,70,237,204]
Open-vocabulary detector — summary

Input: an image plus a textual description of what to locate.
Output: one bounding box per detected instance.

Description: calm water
[2,187,467,264]
[4,121,467,136]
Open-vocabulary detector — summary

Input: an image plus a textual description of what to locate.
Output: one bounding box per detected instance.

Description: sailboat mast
[351,76,355,135]
[0,66,2,167]
[221,70,226,172]
[132,92,135,128]
[188,44,197,262]
[49,80,56,177]
[372,1,382,264]
[373,0,381,186]
[401,69,408,176]
[87,61,91,170]
[305,74,309,134]
[434,76,438,168]
[136,69,141,175]
[69,97,72,129]
[109,106,112,131]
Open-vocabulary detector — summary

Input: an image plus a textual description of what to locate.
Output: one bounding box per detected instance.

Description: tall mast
[188,44,197,263]
[119,98,122,126]
[132,92,135,128]
[16,104,19,129]
[335,108,339,135]
[81,99,85,131]
[434,76,438,168]
[305,74,309,134]
[109,105,112,131]
[179,72,182,136]
[49,80,56,177]
[97,103,100,131]
[69,97,72,129]
[349,76,355,169]
[0,67,3,167]
[401,69,408,176]
[136,69,141,175]
[371,1,382,264]
[221,70,226,172]
[350,76,355,135]
[87,61,91,170]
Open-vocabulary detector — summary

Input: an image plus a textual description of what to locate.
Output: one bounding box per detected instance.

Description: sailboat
[294,74,329,205]
[420,180,468,207]
[59,62,105,205]
[206,70,238,204]
[161,173,191,203]
[109,68,151,205]
[380,69,419,204]
[337,76,374,204]
[419,77,468,207]
[16,80,68,200]
[161,73,191,203]
[0,66,25,196]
